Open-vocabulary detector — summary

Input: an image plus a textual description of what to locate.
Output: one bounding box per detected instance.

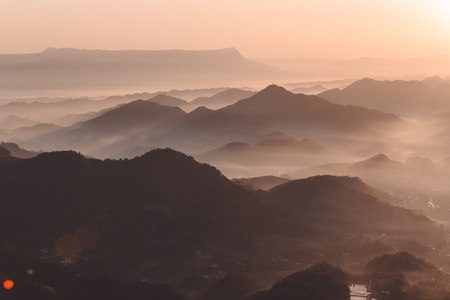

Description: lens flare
[3,279,14,290]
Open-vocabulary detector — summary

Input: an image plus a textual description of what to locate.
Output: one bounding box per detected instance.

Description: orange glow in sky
[1,0,449,59]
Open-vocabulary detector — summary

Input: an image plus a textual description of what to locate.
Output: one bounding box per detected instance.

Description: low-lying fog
[2,76,450,222]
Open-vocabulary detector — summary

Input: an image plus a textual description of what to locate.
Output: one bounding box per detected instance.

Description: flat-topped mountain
[0,48,293,95]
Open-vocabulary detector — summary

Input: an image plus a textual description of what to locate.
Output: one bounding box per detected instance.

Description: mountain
[148,94,190,108]
[190,88,255,110]
[248,262,350,300]
[269,175,403,229]
[0,48,294,96]
[319,78,450,117]
[290,84,328,94]
[350,153,403,171]
[221,84,404,137]
[0,114,37,131]
[103,87,230,103]
[196,131,326,177]
[363,252,450,299]
[0,149,441,286]
[28,99,265,157]
[293,153,450,210]
[11,123,60,140]
[0,97,129,125]
[0,142,39,158]
[251,131,325,152]
[139,106,265,154]
[232,175,291,191]
[201,132,325,157]
[76,100,186,135]
[27,100,187,154]
[4,84,407,159]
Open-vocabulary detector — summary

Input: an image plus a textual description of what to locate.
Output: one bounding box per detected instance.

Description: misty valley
[2,49,450,300]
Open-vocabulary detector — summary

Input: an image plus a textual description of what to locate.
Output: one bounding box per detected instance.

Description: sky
[1,0,450,59]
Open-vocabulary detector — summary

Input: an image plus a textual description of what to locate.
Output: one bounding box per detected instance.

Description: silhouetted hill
[366,252,435,274]
[104,87,229,104]
[294,153,449,203]
[253,132,325,152]
[247,262,350,300]
[190,88,255,110]
[12,123,60,140]
[0,142,38,158]
[268,175,438,242]
[148,94,189,108]
[5,84,407,159]
[291,84,328,94]
[222,84,404,137]
[0,150,442,287]
[0,149,302,281]
[319,78,450,117]
[196,131,326,177]
[232,176,291,191]
[143,106,265,154]
[0,114,37,130]
[350,153,403,170]
[0,97,129,125]
[78,100,186,135]
[363,252,450,300]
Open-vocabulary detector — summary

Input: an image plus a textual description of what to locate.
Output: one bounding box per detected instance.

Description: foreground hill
[363,252,450,300]
[0,149,441,286]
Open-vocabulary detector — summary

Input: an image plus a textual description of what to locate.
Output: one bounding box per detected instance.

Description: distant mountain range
[261,55,450,80]
[0,87,254,127]
[23,84,407,159]
[293,152,450,209]
[196,132,326,177]
[189,88,255,110]
[319,77,450,117]
[0,48,294,95]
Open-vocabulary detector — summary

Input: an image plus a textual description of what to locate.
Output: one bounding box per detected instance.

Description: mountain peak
[366,153,391,162]
[259,84,291,95]
[149,94,188,107]
[347,78,381,89]
[245,84,294,101]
